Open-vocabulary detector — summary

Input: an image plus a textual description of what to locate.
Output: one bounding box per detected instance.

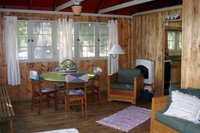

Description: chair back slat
[66,82,86,89]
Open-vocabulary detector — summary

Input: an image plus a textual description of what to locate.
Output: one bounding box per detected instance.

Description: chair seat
[110,83,134,91]
[65,89,84,96]
[54,82,65,87]
[35,88,57,93]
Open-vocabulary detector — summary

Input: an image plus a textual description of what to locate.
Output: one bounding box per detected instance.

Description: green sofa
[152,85,200,133]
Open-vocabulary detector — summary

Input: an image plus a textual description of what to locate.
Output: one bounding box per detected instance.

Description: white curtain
[4,16,21,85]
[108,20,119,75]
[58,18,74,63]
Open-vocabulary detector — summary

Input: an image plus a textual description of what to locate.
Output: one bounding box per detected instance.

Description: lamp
[109,44,125,59]
[71,0,82,16]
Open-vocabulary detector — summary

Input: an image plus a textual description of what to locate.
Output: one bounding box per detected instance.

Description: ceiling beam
[0,8,132,18]
[2,0,6,8]
[133,5,182,16]
[52,0,58,11]
[98,0,154,14]
[114,0,125,14]
[55,0,85,11]
[28,0,32,9]
[95,0,105,13]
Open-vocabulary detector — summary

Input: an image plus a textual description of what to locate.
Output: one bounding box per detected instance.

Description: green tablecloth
[40,71,95,82]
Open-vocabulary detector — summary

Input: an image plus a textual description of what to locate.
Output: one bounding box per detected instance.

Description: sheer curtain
[58,19,74,63]
[108,20,119,75]
[4,16,21,85]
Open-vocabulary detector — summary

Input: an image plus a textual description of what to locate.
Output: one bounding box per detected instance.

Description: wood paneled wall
[171,60,181,84]
[0,12,133,101]
[132,8,181,96]
[181,0,200,88]
[0,7,185,100]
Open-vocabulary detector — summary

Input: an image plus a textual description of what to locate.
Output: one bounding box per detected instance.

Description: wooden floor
[12,92,151,133]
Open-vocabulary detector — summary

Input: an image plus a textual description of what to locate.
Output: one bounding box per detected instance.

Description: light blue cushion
[35,87,56,93]
[65,89,84,96]
[65,73,89,83]
[110,83,133,91]
[117,68,141,84]
[29,71,40,80]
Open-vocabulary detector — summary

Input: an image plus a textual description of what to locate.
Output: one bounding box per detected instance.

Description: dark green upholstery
[184,123,200,133]
[158,85,200,133]
[110,83,133,91]
[169,85,200,99]
[117,68,141,84]
[156,112,190,133]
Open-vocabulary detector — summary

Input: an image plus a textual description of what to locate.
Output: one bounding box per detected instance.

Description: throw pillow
[164,90,200,124]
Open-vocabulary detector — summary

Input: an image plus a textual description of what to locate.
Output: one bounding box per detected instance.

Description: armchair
[108,68,144,104]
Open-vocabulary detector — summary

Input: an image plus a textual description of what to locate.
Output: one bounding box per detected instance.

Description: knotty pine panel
[0,12,133,101]
[132,8,181,96]
[0,8,183,100]
[182,0,200,88]
[171,60,181,84]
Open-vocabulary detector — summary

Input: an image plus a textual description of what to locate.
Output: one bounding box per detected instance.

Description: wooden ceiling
[0,0,182,16]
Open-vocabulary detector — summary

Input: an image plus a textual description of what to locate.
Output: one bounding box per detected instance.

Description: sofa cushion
[169,85,200,99]
[164,85,200,112]
[118,68,141,84]
[156,112,190,132]
[164,90,200,124]
[110,83,133,91]
[184,123,200,133]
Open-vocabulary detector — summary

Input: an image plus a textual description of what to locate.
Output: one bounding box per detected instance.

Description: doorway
[164,20,182,95]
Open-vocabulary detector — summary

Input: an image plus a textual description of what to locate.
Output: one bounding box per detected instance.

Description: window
[18,21,28,60]
[167,30,182,55]
[99,23,109,57]
[74,22,109,60]
[17,20,58,62]
[17,21,109,62]
[32,21,53,60]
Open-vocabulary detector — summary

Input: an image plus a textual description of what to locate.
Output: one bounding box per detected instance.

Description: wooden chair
[52,66,65,90]
[53,59,78,90]
[108,68,144,104]
[29,71,58,115]
[87,67,102,105]
[65,73,89,116]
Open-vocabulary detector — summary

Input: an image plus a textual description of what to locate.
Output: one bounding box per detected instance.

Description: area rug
[96,106,151,132]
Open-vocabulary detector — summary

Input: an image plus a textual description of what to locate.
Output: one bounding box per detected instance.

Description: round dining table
[40,71,95,82]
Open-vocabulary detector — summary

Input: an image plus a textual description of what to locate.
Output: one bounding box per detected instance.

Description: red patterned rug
[96,106,151,132]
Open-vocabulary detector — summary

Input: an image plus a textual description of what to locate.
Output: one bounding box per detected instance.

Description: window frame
[17,20,59,63]
[166,29,182,56]
[17,20,109,62]
[73,22,109,60]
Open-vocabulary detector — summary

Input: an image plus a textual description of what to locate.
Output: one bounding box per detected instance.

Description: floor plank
[12,93,151,133]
